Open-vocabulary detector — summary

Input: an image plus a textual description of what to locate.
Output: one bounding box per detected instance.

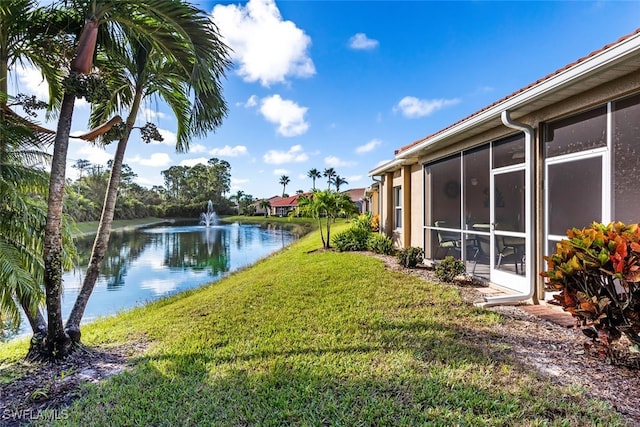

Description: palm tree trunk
[325,216,331,248]
[318,217,325,248]
[65,92,140,341]
[43,91,76,359]
[19,298,47,336]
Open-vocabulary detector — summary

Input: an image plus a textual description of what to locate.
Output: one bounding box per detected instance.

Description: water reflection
[7,221,302,339]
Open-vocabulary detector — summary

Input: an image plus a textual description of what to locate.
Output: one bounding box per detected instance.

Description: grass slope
[3,222,623,426]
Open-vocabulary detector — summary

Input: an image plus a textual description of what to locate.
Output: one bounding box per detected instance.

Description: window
[463,145,490,227]
[394,186,402,229]
[613,93,640,224]
[425,155,461,229]
[544,106,607,158]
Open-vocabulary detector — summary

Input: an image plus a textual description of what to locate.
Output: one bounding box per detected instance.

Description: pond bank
[72,217,172,237]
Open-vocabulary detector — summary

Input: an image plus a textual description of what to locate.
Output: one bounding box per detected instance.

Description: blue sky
[14,1,640,199]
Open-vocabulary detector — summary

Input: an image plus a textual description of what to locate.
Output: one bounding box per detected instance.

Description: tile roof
[342,188,366,201]
[270,193,311,207]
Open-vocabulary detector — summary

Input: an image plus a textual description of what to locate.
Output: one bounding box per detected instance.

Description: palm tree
[297,190,358,248]
[0,0,75,341]
[279,175,290,197]
[231,190,245,215]
[323,167,336,190]
[41,0,230,359]
[307,168,321,190]
[64,2,231,346]
[0,120,76,342]
[259,199,271,217]
[72,159,91,180]
[333,175,348,192]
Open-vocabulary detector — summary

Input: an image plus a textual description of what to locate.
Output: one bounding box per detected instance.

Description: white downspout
[479,110,536,307]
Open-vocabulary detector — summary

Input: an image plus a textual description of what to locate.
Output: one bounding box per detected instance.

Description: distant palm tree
[259,199,271,217]
[279,175,290,197]
[72,159,92,180]
[297,190,358,248]
[323,167,336,190]
[333,175,348,192]
[307,168,321,190]
[231,190,245,214]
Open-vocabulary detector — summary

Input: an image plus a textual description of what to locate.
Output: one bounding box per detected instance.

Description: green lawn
[222,214,319,226]
[1,221,623,426]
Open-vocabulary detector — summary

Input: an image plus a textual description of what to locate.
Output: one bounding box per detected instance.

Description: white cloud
[138,107,168,121]
[70,139,113,166]
[394,96,460,119]
[179,157,209,167]
[348,175,363,182]
[212,0,315,86]
[13,65,90,108]
[230,177,249,191]
[209,145,248,157]
[273,168,288,175]
[243,95,258,108]
[128,152,171,167]
[355,139,382,154]
[348,33,379,50]
[264,144,308,164]
[16,65,50,100]
[259,95,309,137]
[325,156,356,167]
[146,128,178,146]
[189,143,208,153]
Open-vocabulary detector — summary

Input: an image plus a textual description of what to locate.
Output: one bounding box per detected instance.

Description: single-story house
[251,195,282,216]
[369,29,640,307]
[342,188,368,213]
[270,193,310,217]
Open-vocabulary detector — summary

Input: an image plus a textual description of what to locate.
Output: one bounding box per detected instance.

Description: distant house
[369,29,640,306]
[269,193,310,217]
[251,195,281,216]
[365,182,380,217]
[341,188,367,213]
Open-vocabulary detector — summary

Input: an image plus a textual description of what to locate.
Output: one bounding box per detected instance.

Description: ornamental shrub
[352,213,373,232]
[396,246,424,268]
[435,256,466,283]
[332,227,370,252]
[367,233,394,255]
[541,221,640,357]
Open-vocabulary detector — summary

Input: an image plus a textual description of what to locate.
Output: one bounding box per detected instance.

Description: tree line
[65,157,237,222]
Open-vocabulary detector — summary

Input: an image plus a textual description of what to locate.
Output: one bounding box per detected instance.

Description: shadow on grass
[54,315,624,427]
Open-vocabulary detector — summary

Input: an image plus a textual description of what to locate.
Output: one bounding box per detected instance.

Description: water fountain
[200,200,218,227]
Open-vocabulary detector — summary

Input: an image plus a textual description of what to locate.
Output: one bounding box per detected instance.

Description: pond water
[6,220,305,339]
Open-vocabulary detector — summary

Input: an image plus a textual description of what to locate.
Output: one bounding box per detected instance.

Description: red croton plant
[542,221,640,357]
